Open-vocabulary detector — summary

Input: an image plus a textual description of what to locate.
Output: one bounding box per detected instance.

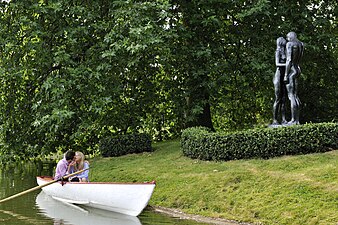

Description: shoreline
[149,206,254,225]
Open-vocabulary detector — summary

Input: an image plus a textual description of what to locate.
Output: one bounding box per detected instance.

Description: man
[54,150,76,180]
[284,31,304,125]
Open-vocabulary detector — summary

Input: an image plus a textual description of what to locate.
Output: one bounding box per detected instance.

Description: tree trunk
[185,94,215,131]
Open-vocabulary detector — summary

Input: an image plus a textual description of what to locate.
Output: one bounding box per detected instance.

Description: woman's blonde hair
[276,37,286,48]
[75,151,89,171]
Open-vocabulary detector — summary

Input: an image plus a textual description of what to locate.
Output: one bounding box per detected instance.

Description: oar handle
[0,168,89,203]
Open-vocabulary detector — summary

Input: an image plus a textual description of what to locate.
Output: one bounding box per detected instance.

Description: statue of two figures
[271,31,304,127]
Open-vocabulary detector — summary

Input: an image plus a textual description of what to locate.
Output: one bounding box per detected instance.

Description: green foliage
[181,123,338,161]
[0,0,336,160]
[99,133,152,157]
[209,0,338,130]
[0,0,178,158]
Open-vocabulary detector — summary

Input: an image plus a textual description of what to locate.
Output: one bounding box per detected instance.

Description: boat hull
[36,191,142,225]
[37,176,155,216]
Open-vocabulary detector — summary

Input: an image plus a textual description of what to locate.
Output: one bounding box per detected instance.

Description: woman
[272,36,287,125]
[70,151,90,182]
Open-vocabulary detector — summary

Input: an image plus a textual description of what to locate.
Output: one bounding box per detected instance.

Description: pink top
[54,158,69,180]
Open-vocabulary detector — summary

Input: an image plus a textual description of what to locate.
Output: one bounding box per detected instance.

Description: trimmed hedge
[181,123,338,161]
[100,133,152,157]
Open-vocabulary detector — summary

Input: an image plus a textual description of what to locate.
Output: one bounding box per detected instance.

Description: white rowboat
[36,176,156,216]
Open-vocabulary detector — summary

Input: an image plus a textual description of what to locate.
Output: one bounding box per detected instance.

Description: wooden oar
[0,168,89,203]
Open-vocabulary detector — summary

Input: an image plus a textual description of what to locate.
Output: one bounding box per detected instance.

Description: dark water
[0,162,209,225]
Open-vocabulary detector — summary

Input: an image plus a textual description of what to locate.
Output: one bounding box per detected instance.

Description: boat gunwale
[37,176,156,185]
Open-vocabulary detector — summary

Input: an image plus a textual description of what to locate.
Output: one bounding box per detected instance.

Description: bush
[181,123,338,161]
[100,133,152,157]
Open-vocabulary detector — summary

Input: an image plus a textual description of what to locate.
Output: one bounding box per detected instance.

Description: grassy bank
[89,140,338,225]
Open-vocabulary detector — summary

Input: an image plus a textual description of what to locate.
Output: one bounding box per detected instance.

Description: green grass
[89,140,338,225]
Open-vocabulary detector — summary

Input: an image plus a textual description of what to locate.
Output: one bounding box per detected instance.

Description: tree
[0,0,177,159]
[0,0,336,161]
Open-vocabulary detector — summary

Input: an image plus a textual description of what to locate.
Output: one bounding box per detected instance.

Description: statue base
[268,122,301,128]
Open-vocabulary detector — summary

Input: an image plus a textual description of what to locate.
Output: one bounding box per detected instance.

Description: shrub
[181,123,338,161]
[100,133,152,157]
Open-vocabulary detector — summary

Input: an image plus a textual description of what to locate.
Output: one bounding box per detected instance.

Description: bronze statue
[284,31,304,125]
[272,37,287,125]
[271,32,304,127]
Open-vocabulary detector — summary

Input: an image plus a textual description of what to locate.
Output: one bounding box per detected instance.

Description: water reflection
[0,161,55,199]
[36,191,142,225]
[0,161,55,225]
